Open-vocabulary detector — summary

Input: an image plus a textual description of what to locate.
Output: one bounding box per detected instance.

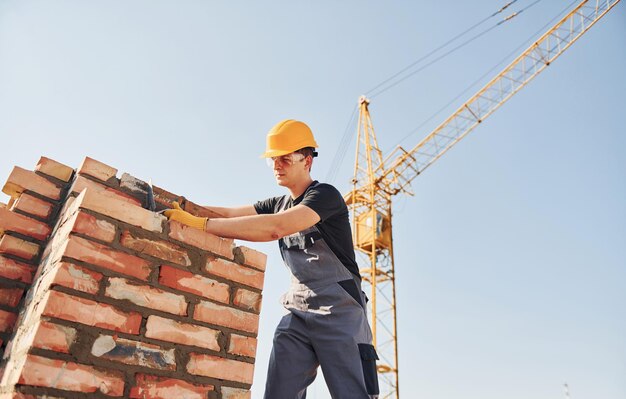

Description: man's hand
[163,202,208,230]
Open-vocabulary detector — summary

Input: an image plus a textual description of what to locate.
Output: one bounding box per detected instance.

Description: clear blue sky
[1,1,624,398]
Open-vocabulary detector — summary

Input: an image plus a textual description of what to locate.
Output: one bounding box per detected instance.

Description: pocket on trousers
[358,343,380,395]
[337,279,364,307]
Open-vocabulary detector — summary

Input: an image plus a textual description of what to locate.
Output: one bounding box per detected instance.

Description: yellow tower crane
[343,1,621,397]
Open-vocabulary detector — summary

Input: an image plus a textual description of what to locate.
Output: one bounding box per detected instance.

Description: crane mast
[346,96,399,397]
[345,1,620,398]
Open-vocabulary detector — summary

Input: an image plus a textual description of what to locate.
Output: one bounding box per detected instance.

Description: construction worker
[164,119,380,398]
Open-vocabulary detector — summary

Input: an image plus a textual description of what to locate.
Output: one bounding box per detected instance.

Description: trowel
[146,178,157,212]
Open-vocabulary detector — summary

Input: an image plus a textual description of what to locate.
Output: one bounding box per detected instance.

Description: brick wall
[0,156,266,399]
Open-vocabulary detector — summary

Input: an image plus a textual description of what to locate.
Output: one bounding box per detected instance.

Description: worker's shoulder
[308,181,342,197]
[305,183,346,209]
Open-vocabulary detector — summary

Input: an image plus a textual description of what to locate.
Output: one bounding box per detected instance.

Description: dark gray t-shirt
[253,181,360,280]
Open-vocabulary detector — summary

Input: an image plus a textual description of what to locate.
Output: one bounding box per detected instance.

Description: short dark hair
[296,147,317,172]
[296,147,318,158]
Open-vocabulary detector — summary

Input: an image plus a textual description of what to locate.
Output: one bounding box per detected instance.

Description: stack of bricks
[0,156,267,399]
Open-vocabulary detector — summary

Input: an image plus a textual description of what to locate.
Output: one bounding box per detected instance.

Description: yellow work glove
[163,202,207,230]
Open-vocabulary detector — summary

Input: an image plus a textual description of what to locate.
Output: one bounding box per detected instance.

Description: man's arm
[204,204,320,242]
[201,205,258,218]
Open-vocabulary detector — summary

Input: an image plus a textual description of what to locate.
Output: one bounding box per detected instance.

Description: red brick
[56,195,76,225]
[79,188,164,233]
[71,211,116,243]
[42,290,142,334]
[0,287,24,307]
[35,156,73,182]
[64,235,152,280]
[130,374,214,399]
[2,166,61,200]
[77,157,117,182]
[10,193,53,219]
[1,394,62,399]
[159,265,230,304]
[194,300,259,334]
[168,221,234,260]
[222,387,251,399]
[0,207,51,241]
[19,354,125,396]
[51,262,102,294]
[91,335,176,371]
[237,246,267,271]
[119,173,149,194]
[0,235,39,260]
[145,315,220,351]
[0,256,34,283]
[151,185,183,209]
[105,277,187,316]
[0,309,17,332]
[120,231,190,266]
[204,256,264,290]
[72,174,141,206]
[38,223,75,269]
[14,393,68,399]
[187,353,254,385]
[0,393,52,399]
[32,320,77,354]
[228,334,257,358]
[233,288,262,312]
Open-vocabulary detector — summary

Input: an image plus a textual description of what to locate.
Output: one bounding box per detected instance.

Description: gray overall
[263,221,380,398]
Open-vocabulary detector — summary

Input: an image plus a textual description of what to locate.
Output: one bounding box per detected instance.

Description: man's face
[267,152,309,187]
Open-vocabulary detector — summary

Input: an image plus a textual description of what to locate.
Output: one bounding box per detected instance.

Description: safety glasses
[266,152,306,168]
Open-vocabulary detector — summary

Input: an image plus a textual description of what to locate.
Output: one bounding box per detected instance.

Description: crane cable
[326,104,358,184]
[385,0,579,154]
[326,0,531,183]
[365,0,519,98]
[368,0,543,99]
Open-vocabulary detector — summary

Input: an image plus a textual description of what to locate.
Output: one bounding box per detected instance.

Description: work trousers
[263,281,379,398]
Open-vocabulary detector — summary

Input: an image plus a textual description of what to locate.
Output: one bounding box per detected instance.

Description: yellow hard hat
[261,119,319,158]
